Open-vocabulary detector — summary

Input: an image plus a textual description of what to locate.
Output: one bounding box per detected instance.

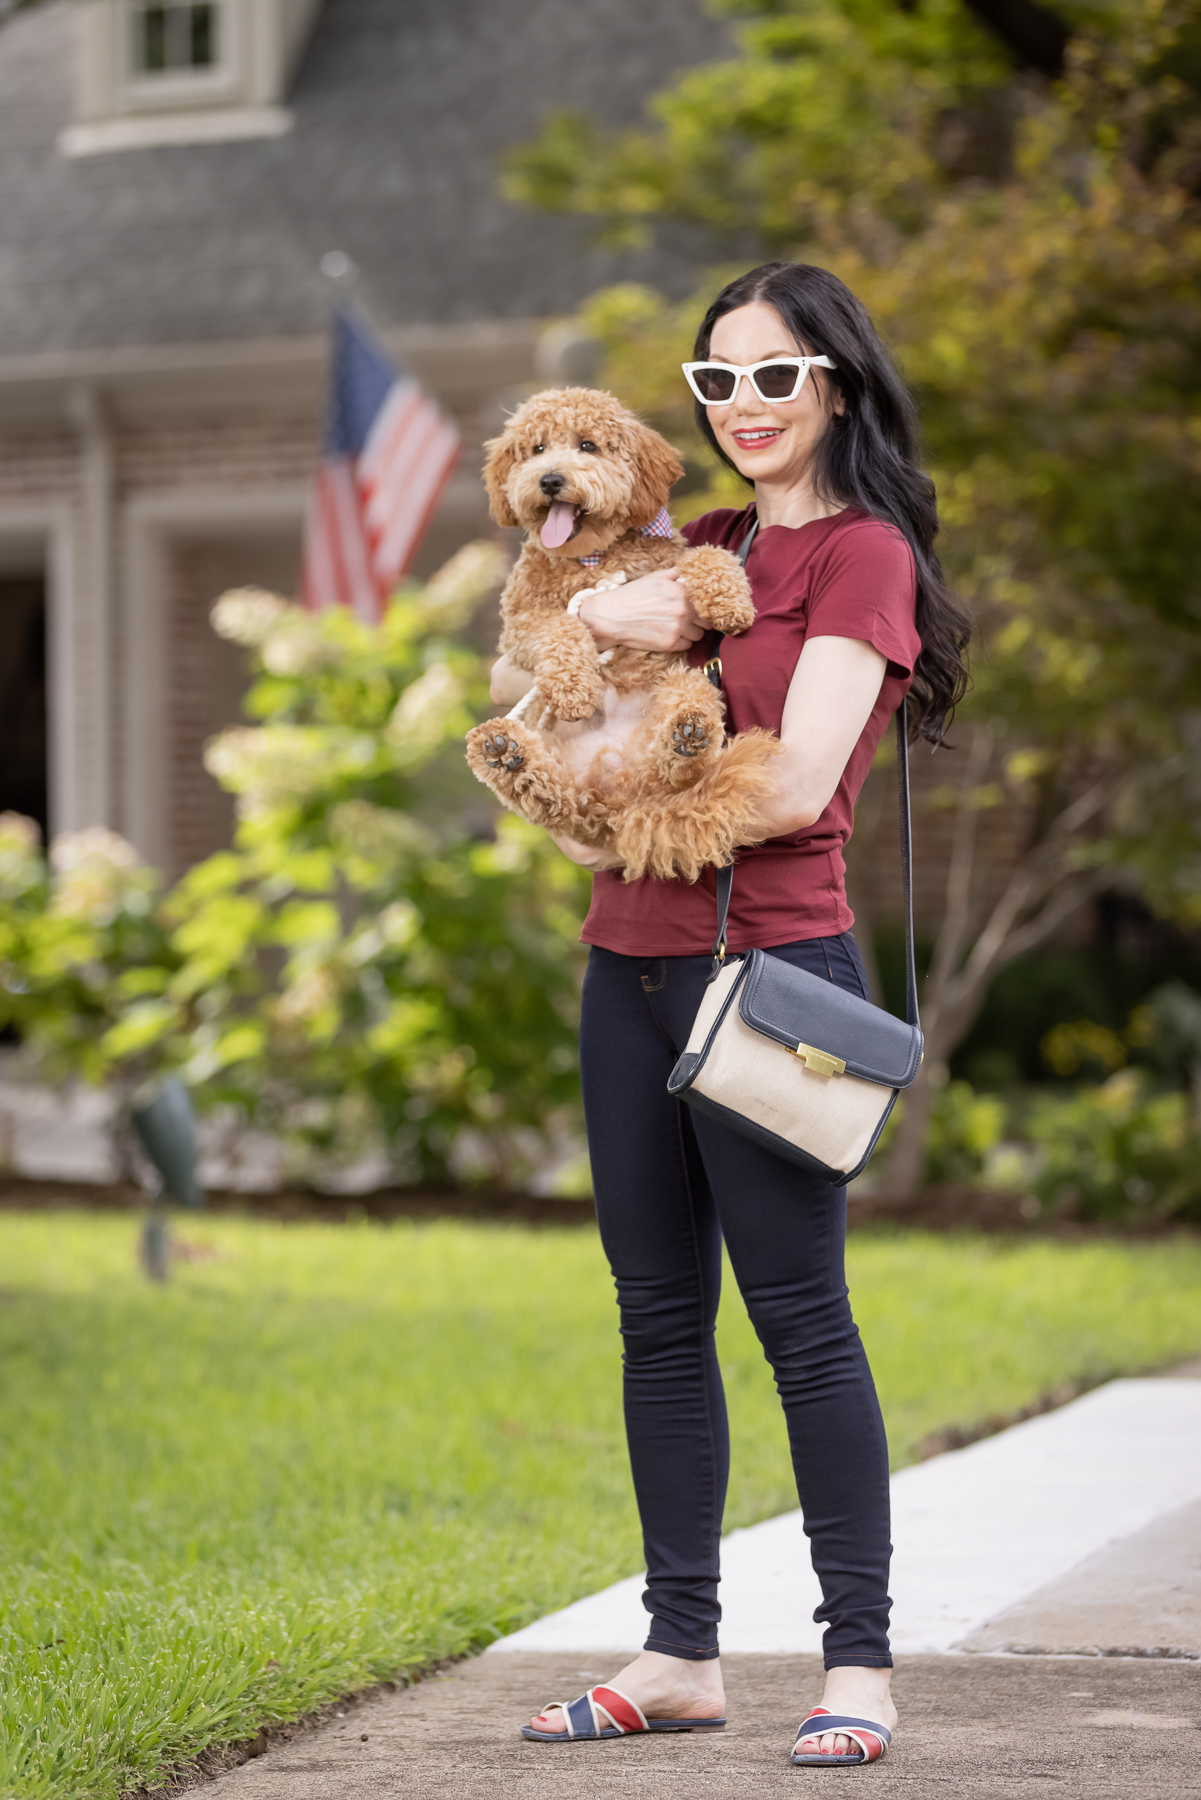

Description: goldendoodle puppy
[465,388,779,882]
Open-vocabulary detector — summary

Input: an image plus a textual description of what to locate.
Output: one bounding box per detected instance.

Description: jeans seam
[673,1095,723,1628]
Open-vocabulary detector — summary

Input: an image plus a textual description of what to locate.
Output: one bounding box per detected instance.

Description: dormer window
[131,2,219,75]
[61,0,322,157]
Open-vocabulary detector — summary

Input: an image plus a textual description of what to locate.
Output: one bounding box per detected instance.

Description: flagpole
[318,249,387,342]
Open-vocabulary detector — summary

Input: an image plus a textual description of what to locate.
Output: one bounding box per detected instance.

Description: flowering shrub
[0,546,594,1185]
[0,814,177,1085]
[1026,1073,1201,1224]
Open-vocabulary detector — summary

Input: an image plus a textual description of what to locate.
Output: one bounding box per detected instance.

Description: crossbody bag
[667,521,923,1185]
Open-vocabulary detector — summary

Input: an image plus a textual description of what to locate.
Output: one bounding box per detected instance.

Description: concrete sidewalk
[207,1653,1200,1800]
[200,1368,1201,1799]
[493,1373,1201,1657]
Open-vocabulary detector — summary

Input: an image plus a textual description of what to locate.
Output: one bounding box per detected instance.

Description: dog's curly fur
[465,388,780,882]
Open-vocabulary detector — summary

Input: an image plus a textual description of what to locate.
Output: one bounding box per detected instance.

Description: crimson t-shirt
[580,504,920,956]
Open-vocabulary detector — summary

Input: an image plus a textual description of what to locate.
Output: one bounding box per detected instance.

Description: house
[0,0,731,877]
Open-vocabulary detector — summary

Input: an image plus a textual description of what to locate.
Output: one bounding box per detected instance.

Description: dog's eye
[579,440,598,453]
[532,444,545,455]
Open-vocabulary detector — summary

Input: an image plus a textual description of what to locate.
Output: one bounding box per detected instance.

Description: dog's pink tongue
[540,501,577,549]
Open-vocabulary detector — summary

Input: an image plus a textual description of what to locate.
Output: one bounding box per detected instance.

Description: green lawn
[2,1211,1200,1799]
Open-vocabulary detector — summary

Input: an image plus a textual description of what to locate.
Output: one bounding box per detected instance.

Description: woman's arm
[751,635,889,840]
[548,636,886,870]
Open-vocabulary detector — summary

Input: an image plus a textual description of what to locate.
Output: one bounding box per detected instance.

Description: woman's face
[704,301,843,490]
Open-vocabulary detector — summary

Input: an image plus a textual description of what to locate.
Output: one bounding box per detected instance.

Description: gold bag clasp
[794,1042,846,1078]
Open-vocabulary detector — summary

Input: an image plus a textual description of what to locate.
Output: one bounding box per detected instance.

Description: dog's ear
[627,422,685,528]
[482,429,521,529]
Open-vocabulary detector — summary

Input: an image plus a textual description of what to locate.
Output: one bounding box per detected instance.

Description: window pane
[191,3,216,66]
[132,1,218,73]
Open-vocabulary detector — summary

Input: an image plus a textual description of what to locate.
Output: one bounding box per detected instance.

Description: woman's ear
[482,431,521,528]
[627,422,685,528]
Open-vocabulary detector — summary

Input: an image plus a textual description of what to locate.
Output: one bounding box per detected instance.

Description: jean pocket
[640,959,667,994]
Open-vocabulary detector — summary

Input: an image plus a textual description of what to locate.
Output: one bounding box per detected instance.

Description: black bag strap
[708,533,919,1031]
[895,701,919,1030]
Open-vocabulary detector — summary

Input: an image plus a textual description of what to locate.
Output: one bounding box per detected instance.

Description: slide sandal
[521,1684,727,1742]
[792,1707,892,1766]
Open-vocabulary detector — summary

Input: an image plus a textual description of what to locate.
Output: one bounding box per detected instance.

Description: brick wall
[166,533,301,877]
[0,434,77,506]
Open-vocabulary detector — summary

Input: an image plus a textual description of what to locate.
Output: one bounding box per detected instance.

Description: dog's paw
[671,715,713,758]
[481,730,525,772]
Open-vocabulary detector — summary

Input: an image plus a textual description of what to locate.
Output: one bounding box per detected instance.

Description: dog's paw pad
[483,732,525,772]
[671,720,711,757]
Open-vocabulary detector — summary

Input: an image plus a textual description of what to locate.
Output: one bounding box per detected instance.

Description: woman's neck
[752,470,845,531]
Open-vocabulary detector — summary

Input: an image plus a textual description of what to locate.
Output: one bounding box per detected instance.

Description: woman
[494,262,969,1766]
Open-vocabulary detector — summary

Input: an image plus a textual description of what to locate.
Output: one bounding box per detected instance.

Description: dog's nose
[539,471,566,499]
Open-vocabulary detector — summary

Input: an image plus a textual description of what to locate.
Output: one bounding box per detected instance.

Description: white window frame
[119,0,243,115]
[61,0,321,157]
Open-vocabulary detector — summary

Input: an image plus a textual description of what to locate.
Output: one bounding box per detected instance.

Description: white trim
[66,385,116,834]
[59,104,293,157]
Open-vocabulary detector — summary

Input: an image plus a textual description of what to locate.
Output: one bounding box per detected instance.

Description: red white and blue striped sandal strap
[590,1686,650,1734]
[542,1687,651,1739]
[793,1708,891,1764]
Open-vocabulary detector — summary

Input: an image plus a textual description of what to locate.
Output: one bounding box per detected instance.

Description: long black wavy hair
[693,262,970,745]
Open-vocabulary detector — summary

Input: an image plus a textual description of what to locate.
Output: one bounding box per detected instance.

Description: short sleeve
[805,520,920,678]
[680,507,752,552]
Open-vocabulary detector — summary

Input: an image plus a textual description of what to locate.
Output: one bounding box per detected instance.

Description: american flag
[301,307,461,619]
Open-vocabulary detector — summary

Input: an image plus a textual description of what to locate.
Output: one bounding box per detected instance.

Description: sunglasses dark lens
[754,364,802,400]
[693,366,737,403]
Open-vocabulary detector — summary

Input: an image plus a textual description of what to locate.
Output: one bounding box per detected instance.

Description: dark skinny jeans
[579,935,893,1670]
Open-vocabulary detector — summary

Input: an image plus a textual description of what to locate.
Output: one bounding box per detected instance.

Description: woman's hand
[750,636,889,840]
[549,832,626,873]
[578,568,707,654]
[489,653,535,707]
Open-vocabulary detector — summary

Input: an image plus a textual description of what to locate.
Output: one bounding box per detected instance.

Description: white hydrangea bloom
[205,726,376,807]
[49,827,146,922]
[260,614,333,677]
[419,541,510,627]
[210,587,289,646]
[385,663,464,763]
[50,827,141,875]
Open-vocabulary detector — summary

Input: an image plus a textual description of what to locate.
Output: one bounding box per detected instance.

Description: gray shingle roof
[0,0,732,356]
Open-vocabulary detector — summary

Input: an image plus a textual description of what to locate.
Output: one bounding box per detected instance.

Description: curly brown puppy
[465,388,779,882]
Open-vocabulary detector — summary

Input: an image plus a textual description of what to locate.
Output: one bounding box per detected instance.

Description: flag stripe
[382,433,463,584]
[327,459,382,620]
[357,379,422,493]
[371,418,461,579]
[301,478,342,611]
[361,393,446,543]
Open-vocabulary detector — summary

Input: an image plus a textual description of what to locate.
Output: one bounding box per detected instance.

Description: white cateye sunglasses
[682,356,838,406]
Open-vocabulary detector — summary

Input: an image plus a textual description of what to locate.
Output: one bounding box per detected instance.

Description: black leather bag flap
[737,949,923,1089]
